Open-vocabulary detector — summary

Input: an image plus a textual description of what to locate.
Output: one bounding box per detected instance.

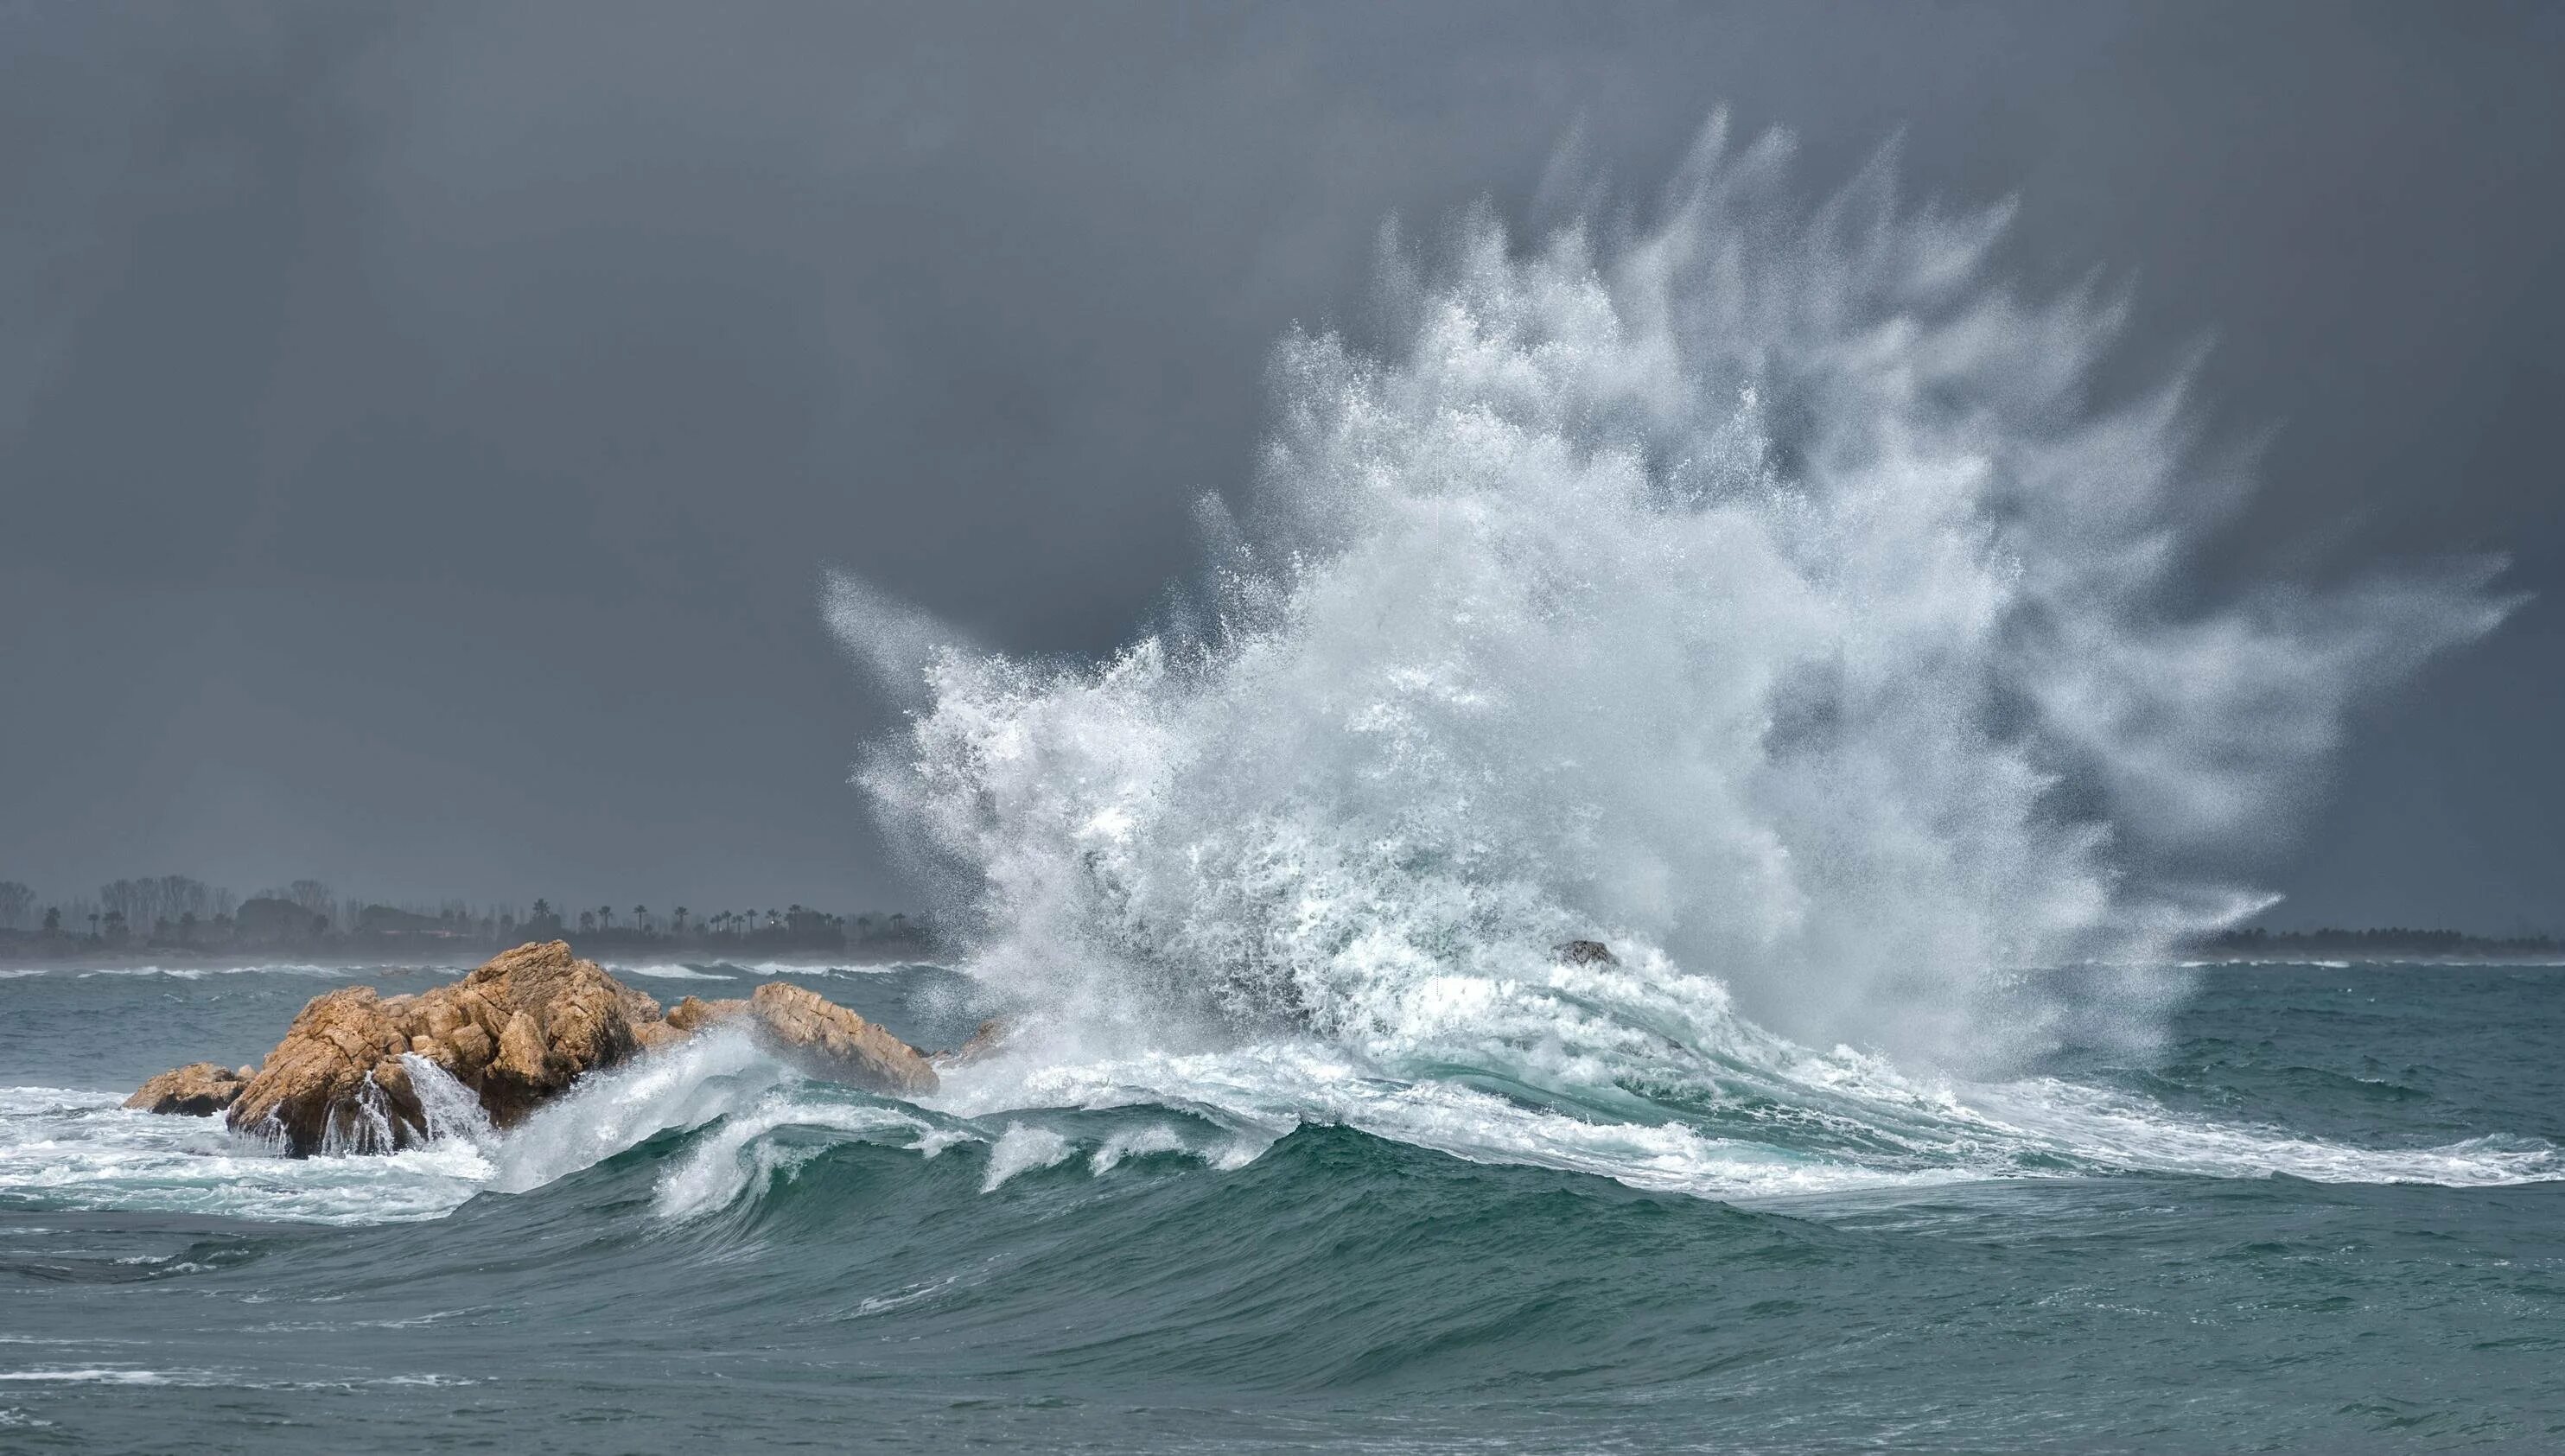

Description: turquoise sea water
[2,957,2559,1453]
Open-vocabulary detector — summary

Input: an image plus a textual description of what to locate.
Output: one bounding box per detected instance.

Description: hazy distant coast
[2178,926,2563,963]
[0,875,941,967]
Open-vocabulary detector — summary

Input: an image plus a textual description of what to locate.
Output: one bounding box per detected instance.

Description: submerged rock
[665,985,940,1096]
[123,1061,250,1116]
[128,941,945,1155]
[932,1018,1010,1068]
[747,981,939,1097]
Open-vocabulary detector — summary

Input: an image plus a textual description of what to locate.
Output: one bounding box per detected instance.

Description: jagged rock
[1554,939,1616,966]
[130,940,944,1156]
[667,986,939,1097]
[224,986,419,1152]
[124,1062,249,1116]
[632,1018,691,1052]
[224,940,669,1154]
[932,1018,1010,1068]
[665,995,750,1033]
[747,982,939,1097]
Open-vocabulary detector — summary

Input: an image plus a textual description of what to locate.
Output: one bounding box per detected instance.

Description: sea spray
[838,114,2508,1081]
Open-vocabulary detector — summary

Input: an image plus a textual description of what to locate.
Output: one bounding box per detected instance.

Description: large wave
[0,124,2541,1238]
[835,115,2505,1089]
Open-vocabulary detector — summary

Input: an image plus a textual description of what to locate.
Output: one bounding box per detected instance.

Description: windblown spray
[835,116,2505,1083]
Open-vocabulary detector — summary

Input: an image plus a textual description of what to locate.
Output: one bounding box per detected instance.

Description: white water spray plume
[834,115,2510,1078]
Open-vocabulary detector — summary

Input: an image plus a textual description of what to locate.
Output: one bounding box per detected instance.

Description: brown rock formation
[746,982,939,1097]
[225,941,670,1154]
[665,995,750,1033]
[932,1018,1010,1068]
[224,986,419,1152]
[665,986,939,1097]
[123,1061,250,1116]
[128,941,945,1155]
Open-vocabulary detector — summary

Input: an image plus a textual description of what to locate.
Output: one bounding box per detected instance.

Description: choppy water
[2,957,2560,1453]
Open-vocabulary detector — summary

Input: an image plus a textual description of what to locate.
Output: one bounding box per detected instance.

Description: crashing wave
[837,114,2505,1084]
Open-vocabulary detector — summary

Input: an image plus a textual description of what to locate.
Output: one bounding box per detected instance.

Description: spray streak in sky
[834,114,2508,1069]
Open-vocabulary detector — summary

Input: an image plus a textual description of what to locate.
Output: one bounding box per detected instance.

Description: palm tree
[634,905,648,935]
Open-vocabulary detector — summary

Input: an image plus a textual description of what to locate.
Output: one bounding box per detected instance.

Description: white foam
[652,1095,929,1218]
[603,963,738,982]
[735,960,912,978]
[980,1123,1073,1192]
[835,118,2505,1135]
[403,1054,494,1145]
[0,1031,812,1225]
[487,1027,792,1193]
[71,963,454,981]
[0,1369,189,1385]
[1956,1078,2560,1186]
[926,1000,2564,1205]
[0,1367,473,1390]
[1088,1124,1191,1173]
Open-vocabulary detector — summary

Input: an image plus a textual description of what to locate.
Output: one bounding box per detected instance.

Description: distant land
[1,875,2555,969]
[2179,927,2562,963]
[0,876,939,965]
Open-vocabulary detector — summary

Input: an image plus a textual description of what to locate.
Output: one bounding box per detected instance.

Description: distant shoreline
[2170,955,2565,969]
[2177,928,2562,964]
[0,934,945,970]
[7,936,2561,975]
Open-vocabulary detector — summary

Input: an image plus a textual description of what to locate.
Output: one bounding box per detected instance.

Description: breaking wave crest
[827,117,2519,1197]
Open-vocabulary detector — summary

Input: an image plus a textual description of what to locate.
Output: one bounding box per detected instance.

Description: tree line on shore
[0,875,936,958]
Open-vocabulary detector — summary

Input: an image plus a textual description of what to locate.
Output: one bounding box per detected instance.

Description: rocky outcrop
[665,995,749,1033]
[746,982,939,1097]
[932,1018,1009,1068]
[225,986,423,1153]
[1554,939,1616,966]
[395,938,671,1126]
[131,941,948,1155]
[665,986,938,1095]
[223,940,679,1152]
[124,1061,251,1116]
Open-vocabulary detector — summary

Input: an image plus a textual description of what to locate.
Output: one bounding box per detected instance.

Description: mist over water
[838,118,2507,1097]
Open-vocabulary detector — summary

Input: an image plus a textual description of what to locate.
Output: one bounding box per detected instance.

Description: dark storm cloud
[2,1,2559,925]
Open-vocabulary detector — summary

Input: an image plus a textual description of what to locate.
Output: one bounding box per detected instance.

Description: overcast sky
[3,1,2559,928]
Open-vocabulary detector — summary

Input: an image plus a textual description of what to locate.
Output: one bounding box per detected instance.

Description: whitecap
[652,1095,929,1218]
[604,963,739,982]
[980,1123,1073,1192]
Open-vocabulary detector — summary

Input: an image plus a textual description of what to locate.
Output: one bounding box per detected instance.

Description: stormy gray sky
[3,1,2560,929]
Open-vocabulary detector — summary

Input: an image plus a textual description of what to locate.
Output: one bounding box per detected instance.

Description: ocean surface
[2,956,2560,1453]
